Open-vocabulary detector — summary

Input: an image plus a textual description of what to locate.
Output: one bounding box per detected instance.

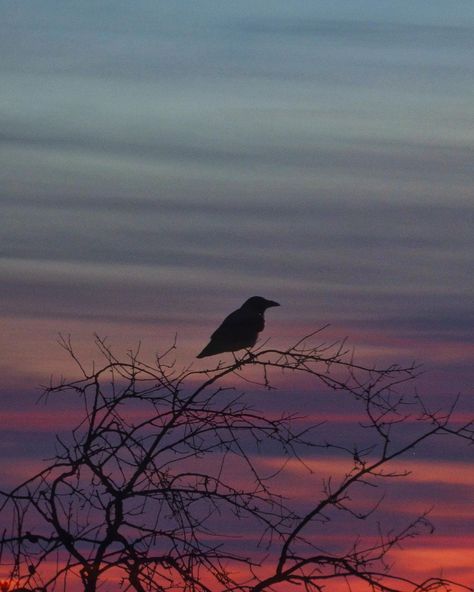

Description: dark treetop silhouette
[197,296,280,358]
[1,331,473,592]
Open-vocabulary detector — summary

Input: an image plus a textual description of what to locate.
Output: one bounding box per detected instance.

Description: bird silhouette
[197,296,280,358]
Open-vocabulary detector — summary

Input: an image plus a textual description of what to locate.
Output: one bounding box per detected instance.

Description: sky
[1,1,474,588]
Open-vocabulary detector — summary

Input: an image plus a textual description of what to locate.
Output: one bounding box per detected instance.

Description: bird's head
[242,296,280,312]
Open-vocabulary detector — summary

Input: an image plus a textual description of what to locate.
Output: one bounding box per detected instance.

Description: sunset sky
[1,1,474,588]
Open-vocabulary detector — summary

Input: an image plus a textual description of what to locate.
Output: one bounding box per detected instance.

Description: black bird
[197,296,280,358]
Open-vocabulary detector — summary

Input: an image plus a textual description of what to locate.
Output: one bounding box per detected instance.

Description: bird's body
[197,296,280,358]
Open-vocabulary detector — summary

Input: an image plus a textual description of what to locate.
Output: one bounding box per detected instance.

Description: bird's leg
[244,348,256,362]
[231,349,255,369]
[231,352,241,368]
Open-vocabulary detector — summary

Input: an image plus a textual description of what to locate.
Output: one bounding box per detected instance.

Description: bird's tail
[196,342,223,358]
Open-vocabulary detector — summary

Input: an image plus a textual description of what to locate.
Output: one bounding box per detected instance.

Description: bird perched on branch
[197,296,280,358]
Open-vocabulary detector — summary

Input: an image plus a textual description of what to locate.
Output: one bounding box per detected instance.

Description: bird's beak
[266,300,280,308]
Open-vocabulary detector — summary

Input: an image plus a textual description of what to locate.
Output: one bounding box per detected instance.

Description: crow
[197,296,280,358]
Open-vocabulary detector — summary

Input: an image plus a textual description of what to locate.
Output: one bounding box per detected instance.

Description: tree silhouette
[1,331,472,592]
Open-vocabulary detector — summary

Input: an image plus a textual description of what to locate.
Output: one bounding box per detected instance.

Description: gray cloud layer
[1,1,473,345]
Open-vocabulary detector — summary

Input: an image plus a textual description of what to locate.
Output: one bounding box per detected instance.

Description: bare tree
[1,331,472,592]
